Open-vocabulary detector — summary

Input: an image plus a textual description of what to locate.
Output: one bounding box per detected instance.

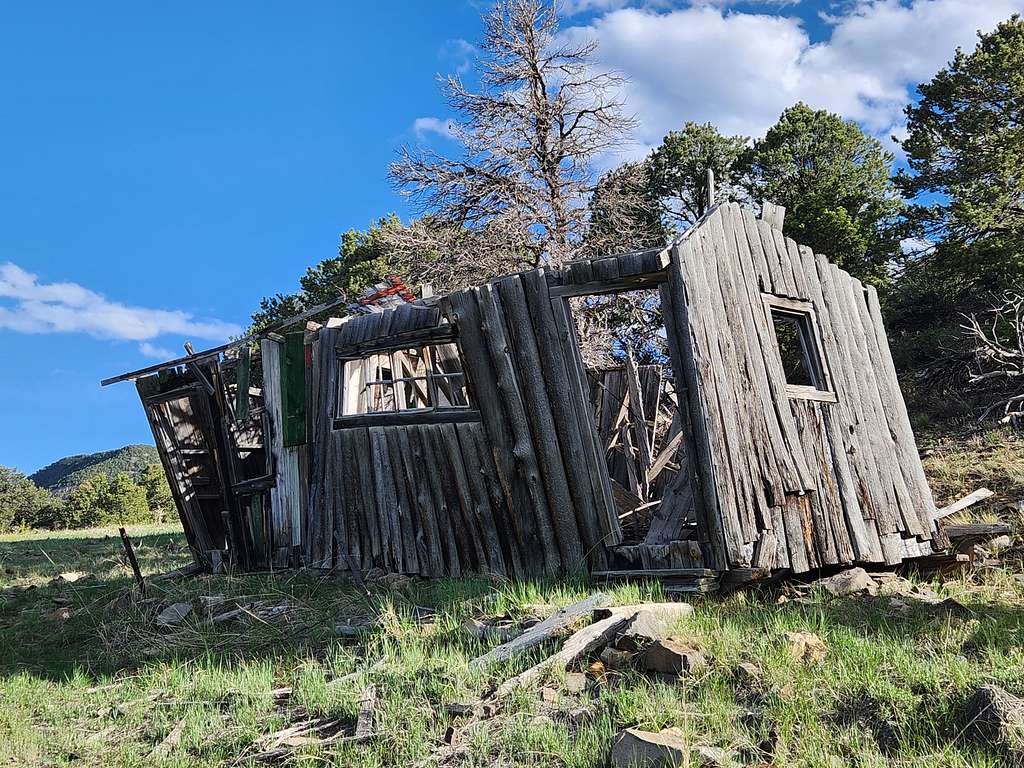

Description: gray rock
[565,705,593,728]
[538,686,560,704]
[155,602,192,628]
[988,535,1013,551]
[733,661,762,684]
[958,684,1024,754]
[564,672,587,694]
[815,567,877,597]
[611,727,686,767]
[334,620,372,638]
[615,610,670,653]
[643,638,706,676]
[693,745,741,768]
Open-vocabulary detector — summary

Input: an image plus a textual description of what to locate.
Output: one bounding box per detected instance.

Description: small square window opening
[763,295,835,402]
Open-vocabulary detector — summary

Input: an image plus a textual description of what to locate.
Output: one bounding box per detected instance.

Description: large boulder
[155,601,193,628]
[615,610,671,653]
[643,638,707,676]
[784,631,827,664]
[610,728,738,768]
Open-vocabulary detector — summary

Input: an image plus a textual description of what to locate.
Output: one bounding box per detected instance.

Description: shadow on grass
[2,527,1023,697]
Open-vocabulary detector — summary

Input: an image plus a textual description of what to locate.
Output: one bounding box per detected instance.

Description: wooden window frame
[332,340,479,429]
[762,294,837,403]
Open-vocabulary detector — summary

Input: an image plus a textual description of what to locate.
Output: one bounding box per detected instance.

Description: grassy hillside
[0,428,1020,767]
[1,524,1021,767]
[29,444,159,498]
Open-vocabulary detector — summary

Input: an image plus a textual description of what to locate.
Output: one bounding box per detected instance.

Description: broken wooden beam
[496,612,632,697]
[118,527,146,597]
[943,522,1011,540]
[469,593,612,669]
[355,685,376,740]
[592,568,715,580]
[148,562,204,583]
[931,488,994,523]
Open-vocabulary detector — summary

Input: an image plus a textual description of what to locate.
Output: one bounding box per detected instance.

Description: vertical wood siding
[669,203,937,572]
[134,205,935,579]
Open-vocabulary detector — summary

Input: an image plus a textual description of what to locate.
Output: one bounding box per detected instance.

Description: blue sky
[1,0,1020,474]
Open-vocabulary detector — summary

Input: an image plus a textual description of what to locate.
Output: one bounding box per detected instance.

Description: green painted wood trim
[281,332,307,446]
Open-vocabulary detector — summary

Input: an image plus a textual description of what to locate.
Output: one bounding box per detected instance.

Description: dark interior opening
[772,312,815,386]
[562,286,693,545]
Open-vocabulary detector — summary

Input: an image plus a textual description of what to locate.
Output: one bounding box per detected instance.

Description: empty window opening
[337,343,470,417]
[763,295,833,400]
[772,313,815,386]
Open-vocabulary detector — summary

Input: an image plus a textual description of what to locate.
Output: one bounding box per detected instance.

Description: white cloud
[559,0,798,18]
[0,263,241,350]
[560,0,638,16]
[412,116,458,141]
[561,0,1022,159]
[139,341,177,359]
[439,38,477,74]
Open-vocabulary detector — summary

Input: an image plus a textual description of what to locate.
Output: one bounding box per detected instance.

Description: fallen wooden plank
[469,593,612,669]
[355,685,376,740]
[592,568,715,580]
[148,563,204,583]
[148,717,186,759]
[594,602,694,622]
[496,601,695,697]
[931,488,995,523]
[943,522,1011,540]
[664,578,721,594]
[496,613,633,697]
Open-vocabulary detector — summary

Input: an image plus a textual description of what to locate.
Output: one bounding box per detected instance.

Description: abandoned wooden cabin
[103,201,944,585]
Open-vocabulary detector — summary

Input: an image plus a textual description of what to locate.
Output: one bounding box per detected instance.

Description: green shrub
[0,466,65,533]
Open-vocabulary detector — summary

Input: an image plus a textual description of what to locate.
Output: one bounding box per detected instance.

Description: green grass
[4,426,1024,767]
[2,523,1023,767]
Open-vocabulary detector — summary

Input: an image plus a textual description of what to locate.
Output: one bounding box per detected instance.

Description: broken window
[763,295,834,401]
[336,343,471,419]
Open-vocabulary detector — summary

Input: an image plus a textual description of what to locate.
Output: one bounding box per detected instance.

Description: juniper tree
[738,103,903,285]
[897,16,1024,302]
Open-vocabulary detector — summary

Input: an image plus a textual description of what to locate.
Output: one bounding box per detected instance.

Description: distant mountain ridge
[30,444,160,498]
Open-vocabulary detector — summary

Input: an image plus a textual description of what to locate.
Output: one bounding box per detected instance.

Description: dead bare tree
[963,288,1024,424]
[388,0,636,269]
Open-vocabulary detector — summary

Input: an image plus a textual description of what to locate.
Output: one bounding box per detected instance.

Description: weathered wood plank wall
[668,202,936,572]
[306,267,651,576]
[262,338,303,568]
